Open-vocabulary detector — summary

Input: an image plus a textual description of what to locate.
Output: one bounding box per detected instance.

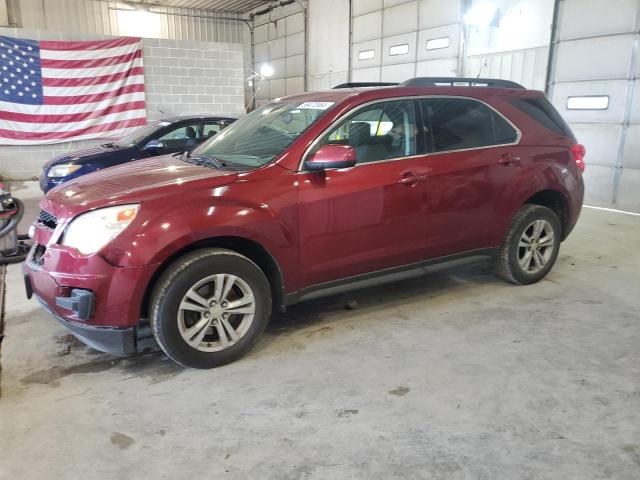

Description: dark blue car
[41,115,236,192]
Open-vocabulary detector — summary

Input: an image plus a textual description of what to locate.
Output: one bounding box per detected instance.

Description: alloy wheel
[517,219,555,274]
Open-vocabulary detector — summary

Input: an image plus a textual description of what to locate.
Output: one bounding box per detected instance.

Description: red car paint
[24,85,584,344]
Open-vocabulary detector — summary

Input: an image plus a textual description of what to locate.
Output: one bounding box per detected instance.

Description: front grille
[38,209,57,229]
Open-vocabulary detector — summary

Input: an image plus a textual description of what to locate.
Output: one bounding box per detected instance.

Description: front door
[298,99,429,288]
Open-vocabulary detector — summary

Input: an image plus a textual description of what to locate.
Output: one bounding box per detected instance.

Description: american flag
[0,35,146,145]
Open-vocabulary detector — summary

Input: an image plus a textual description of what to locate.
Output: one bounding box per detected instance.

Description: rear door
[418,97,521,258]
[297,99,430,288]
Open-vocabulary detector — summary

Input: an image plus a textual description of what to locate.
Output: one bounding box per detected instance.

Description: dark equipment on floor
[0,182,30,265]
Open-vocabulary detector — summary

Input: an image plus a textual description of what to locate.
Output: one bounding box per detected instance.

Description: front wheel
[495,204,561,285]
[150,248,272,368]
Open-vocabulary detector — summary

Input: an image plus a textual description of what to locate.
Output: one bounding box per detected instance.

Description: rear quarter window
[510,97,574,138]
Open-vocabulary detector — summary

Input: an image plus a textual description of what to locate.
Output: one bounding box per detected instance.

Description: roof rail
[333,82,399,89]
[400,77,525,89]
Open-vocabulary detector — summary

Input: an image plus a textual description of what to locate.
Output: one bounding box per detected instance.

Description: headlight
[48,163,81,178]
[62,204,139,255]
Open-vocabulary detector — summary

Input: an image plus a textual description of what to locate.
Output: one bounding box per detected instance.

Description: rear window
[510,97,574,138]
[421,98,518,153]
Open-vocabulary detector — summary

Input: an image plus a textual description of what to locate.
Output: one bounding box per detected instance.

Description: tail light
[572,143,586,172]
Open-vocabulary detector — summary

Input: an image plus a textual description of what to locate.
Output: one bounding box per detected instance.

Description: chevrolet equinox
[24,78,585,368]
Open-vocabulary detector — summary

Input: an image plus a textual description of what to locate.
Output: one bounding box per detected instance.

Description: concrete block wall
[0,27,244,180]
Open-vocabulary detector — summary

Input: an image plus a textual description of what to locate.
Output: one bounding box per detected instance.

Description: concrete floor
[1,182,639,480]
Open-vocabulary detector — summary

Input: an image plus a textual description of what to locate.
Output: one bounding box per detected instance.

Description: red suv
[24,78,585,368]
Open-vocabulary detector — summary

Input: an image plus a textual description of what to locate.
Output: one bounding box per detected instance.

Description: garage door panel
[622,124,640,169]
[617,168,640,212]
[381,63,415,82]
[383,1,418,36]
[571,124,622,168]
[352,39,383,68]
[269,58,286,79]
[418,0,460,29]
[353,10,382,43]
[384,0,414,6]
[352,0,382,16]
[417,24,460,61]
[554,35,634,82]
[559,0,638,40]
[352,66,381,82]
[286,55,304,77]
[582,164,615,206]
[285,12,304,36]
[254,42,268,62]
[254,24,269,44]
[382,32,417,65]
[286,32,305,56]
[269,37,286,59]
[285,76,305,95]
[269,78,285,98]
[416,58,457,77]
[630,81,640,124]
[551,80,628,123]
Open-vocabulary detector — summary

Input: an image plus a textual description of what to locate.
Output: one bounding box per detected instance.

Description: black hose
[0,197,24,238]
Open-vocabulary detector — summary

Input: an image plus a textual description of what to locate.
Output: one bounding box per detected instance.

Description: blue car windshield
[115,121,163,147]
[192,101,334,168]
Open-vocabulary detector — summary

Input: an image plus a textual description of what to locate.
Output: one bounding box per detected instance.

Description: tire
[150,248,272,369]
[495,204,561,285]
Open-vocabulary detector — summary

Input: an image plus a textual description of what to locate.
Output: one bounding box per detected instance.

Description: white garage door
[548,0,640,212]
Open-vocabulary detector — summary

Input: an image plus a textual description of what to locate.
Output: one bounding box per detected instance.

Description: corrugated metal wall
[8,0,244,43]
[548,0,640,212]
[350,0,463,83]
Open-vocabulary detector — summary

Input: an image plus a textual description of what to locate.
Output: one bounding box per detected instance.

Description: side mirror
[143,139,164,153]
[305,144,357,171]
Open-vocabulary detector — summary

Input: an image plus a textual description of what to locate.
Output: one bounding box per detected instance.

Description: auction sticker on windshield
[298,102,334,110]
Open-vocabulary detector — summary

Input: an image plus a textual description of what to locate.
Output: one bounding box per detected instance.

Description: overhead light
[117,8,161,37]
[259,63,274,78]
[464,2,498,26]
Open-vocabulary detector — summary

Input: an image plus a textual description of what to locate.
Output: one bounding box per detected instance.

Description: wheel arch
[139,236,287,321]
[523,189,569,239]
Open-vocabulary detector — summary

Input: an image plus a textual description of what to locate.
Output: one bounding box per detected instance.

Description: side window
[158,122,202,149]
[421,98,517,153]
[315,100,417,164]
[203,122,224,140]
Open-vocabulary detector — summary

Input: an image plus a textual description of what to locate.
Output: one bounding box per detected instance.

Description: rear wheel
[495,204,561,285]
[150,249,272,368]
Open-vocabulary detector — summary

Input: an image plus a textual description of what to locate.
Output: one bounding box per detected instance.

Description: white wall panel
[286,76,305,95]
[418,0,461,28]
[384,0,414,6]
[465,46,548,90]
[353,0,383,16]
[418,24,460,61]
[382,32,418,65]
[353,39,383,68]
[617,169,640,212]
[269,37,287,59]
[286,12,305,35]
[571,124,623,168]
[381,62,416,81]
[286,54,305,77]
[554,35,635,82]
[383,1,418,36]
[286,32,305,56]
[415,58,457,76]
[353,10,383,43]
[581,165,616,206]
[254,42,268,62]
[352,66,382,81]
[551,80,629,124]
[622,125,640,169]
[558,0,638,40]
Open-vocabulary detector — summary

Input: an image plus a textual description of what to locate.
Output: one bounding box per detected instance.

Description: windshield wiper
[101,142,119,149]
[177,151,226,169]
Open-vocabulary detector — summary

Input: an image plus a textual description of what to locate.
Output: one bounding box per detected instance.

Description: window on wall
[566,96,609,110]
[389,44,409,56]
[426,37,450,50]
[421,98,518,152]
[358,49,375,60]
[315,100,418,164]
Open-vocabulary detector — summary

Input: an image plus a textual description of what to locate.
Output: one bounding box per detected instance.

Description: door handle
[397,173,426,186]
[499,153,521,166]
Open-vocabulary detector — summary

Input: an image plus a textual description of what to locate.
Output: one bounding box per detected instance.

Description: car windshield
[191,101,334,168]
[115,121,163,147]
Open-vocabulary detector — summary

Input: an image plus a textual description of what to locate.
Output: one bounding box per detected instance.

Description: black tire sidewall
[506,206,561,285]
[151,251,272,369]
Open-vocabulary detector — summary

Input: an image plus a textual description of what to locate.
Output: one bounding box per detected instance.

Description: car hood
[44,144,119,168]
[42,154,238,219]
